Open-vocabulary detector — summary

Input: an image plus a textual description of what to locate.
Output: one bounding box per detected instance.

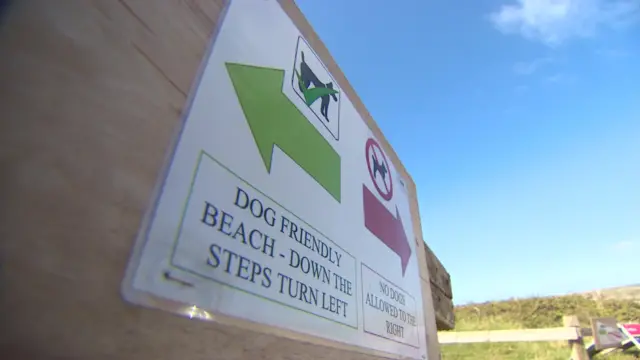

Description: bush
[442,295,640,360]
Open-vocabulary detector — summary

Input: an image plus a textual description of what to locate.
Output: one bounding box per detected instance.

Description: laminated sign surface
[122,0,429,358]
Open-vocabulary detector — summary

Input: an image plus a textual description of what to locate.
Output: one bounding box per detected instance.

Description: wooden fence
[437,315,592,360]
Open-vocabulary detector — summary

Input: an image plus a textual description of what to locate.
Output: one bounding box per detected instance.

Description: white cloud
[513,56,554,74]
[612,240,636,251]
[543,72,578,83]
[490,0,640,46]
[595,48,632,58]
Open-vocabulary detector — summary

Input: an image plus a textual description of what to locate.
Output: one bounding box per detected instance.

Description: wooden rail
[438,327,594,344]
[438,327,584,344]
[438,316,591,360]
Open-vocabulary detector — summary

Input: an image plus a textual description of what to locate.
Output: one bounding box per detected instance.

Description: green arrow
[294,69,339,106]
[225,63,341,202]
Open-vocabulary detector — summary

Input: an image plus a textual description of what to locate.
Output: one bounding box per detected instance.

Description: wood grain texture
[438,327,581,344]
[430,283,455,330]
[419,238,453,330]
[424,245,452,299]
[0,0,441,359]
[564,316,589,360]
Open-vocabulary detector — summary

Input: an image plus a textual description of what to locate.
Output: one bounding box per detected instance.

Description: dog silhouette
[298,51,338,121]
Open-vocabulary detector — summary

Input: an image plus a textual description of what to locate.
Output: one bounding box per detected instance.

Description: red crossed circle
[365,138,393,201]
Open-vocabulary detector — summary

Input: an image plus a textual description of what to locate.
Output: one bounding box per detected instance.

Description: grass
[441,288,640,360]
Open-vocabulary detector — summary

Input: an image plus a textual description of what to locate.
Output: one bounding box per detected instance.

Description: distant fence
[438,316,640,360]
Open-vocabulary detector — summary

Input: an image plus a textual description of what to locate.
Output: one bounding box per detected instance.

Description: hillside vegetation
[441,288,640,360]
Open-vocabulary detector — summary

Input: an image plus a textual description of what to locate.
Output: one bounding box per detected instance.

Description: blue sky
[296,0,640,304]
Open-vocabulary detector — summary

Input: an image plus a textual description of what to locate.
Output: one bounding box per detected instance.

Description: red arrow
[363,185,411,276]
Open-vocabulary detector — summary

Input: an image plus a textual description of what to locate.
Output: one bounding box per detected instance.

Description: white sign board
[122,0,429,358]
[592,317,623,350]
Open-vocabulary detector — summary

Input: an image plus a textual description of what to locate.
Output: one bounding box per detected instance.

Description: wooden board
[421,241,454,330]
[0,0,441,359]
[431,283,455,330]
[438,327,581,344]
[424,244,452,299]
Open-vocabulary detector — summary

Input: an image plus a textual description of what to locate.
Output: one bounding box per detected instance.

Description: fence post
[563,315,588,360]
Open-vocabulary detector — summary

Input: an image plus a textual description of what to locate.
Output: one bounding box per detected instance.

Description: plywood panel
[0,0,441,359]
[438,327,580,344]
[424,246,452,299]
[431,283,455,330]
[418,239,453,330]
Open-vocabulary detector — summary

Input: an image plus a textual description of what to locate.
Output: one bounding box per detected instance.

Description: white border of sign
[121,1,429,359]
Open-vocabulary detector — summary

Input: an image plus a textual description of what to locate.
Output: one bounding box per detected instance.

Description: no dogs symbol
[365,138,393,201]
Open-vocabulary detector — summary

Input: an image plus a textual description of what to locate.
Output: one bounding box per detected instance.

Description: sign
[591,317,623,350]
[122,0,428,359]
[362,264,419,348]
[291,36,341,141]
[623,323,640,337]
[366,138,393,201]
